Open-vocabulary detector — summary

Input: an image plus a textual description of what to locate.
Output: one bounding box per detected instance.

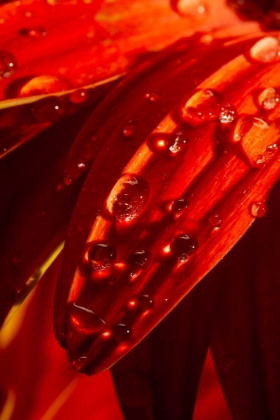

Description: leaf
[54,31,280,375]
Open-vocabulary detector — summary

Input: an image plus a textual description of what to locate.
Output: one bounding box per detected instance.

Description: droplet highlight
[70,89,87,104]
[258,87,280,111]
[122,120,136,137]
[112,323,132,343]
[107,174,150,223]
[69,303,105,335]
[169,131,188,155]
[87,242,116,271]
[18,27,47,38]
[181,89,220,126]
[209,213,222,228]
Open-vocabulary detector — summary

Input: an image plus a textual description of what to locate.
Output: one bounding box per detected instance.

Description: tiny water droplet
[170,234,198,262]
[122,120,136,137]
[250,37,280,63]
[18,27,47,38]
[63,174,73,186]
[250,201,266,218]
[69,303,105,334]
[138,294,154,311]
[0,51,16,79]
[87,242,116,271]
[209,213,222,228]
[107,174,150,223]
[32,97,63,123]
[145,92,160,102]
[126,298,138,310]
[126,249,149,268]
[181,89,220,126]
[70,89,87,104]
[112,323,132,343]
[258,87,280,111]
[219,105,235,124]
[19,75,69,97]
[170,197,188,214]
[169,131,188,155]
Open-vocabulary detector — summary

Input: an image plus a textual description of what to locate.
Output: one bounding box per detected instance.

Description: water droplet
[63,174,73,186]
[219,105,235,124]
[112,323,132,343]
[181,89,220,126]
[126,298,138,310]
[18,27,47,38]
[122,120,136,137]
[170,234,198,262]
[32,97,63,123]
[250,37,280,63]
[69,303,105,334]
[138,294,154,311]
[169,131,188,155]
[258,87,280,111]
[209,213,222,228]
[171,0,208,18]
[87,242,116,271]
[19,75,69,97]
[170,197,188,214]
[70,89,87,104]
[107,174,150,223]
[0,51,16,79]
[250,201,266,218]
[126,249,149,268]
[145,92,160,102]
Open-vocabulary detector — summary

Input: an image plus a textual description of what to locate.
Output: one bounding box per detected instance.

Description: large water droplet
[169,131,188,155]
[87,242,116,271]
[170,234,198,262]
[181,89,220,126]
[122,120,136,137]
[250,37,280,63]
[171,0,208,18]
[107,174,150,223]
[18,27,47,38]
[113,323,132,343]
[19,75,69,97]
[69,303,105,335]
[0,51,16,79]
[258,87,280,111]
[250,201,266,218]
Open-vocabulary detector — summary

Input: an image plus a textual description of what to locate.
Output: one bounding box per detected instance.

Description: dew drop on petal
[181,89,220,126]
[219,105,235,124]
[122,120,136,137]
[169,131,188,155]
[126,249,149,268]
[107,174,150,223]
[63,174,73,186]
[250,201,266,218]
[170,234,198,262]
[112,323,132,343]
[250,37,280,63]
[209,213,222,228]
[18,27,47,38]
[70,89,87,104]
[19,75,69,97]
[69,303,105,335]
[171,0,208,18]
[258,87,280,111]
[87,242,116,271]
[138,294,154,311]
[145,92,160,102]
[32,97,64,123]
[170,197,188,214]
[0,51,16,79]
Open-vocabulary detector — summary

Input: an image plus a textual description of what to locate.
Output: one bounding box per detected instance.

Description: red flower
[1,0,280,419]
